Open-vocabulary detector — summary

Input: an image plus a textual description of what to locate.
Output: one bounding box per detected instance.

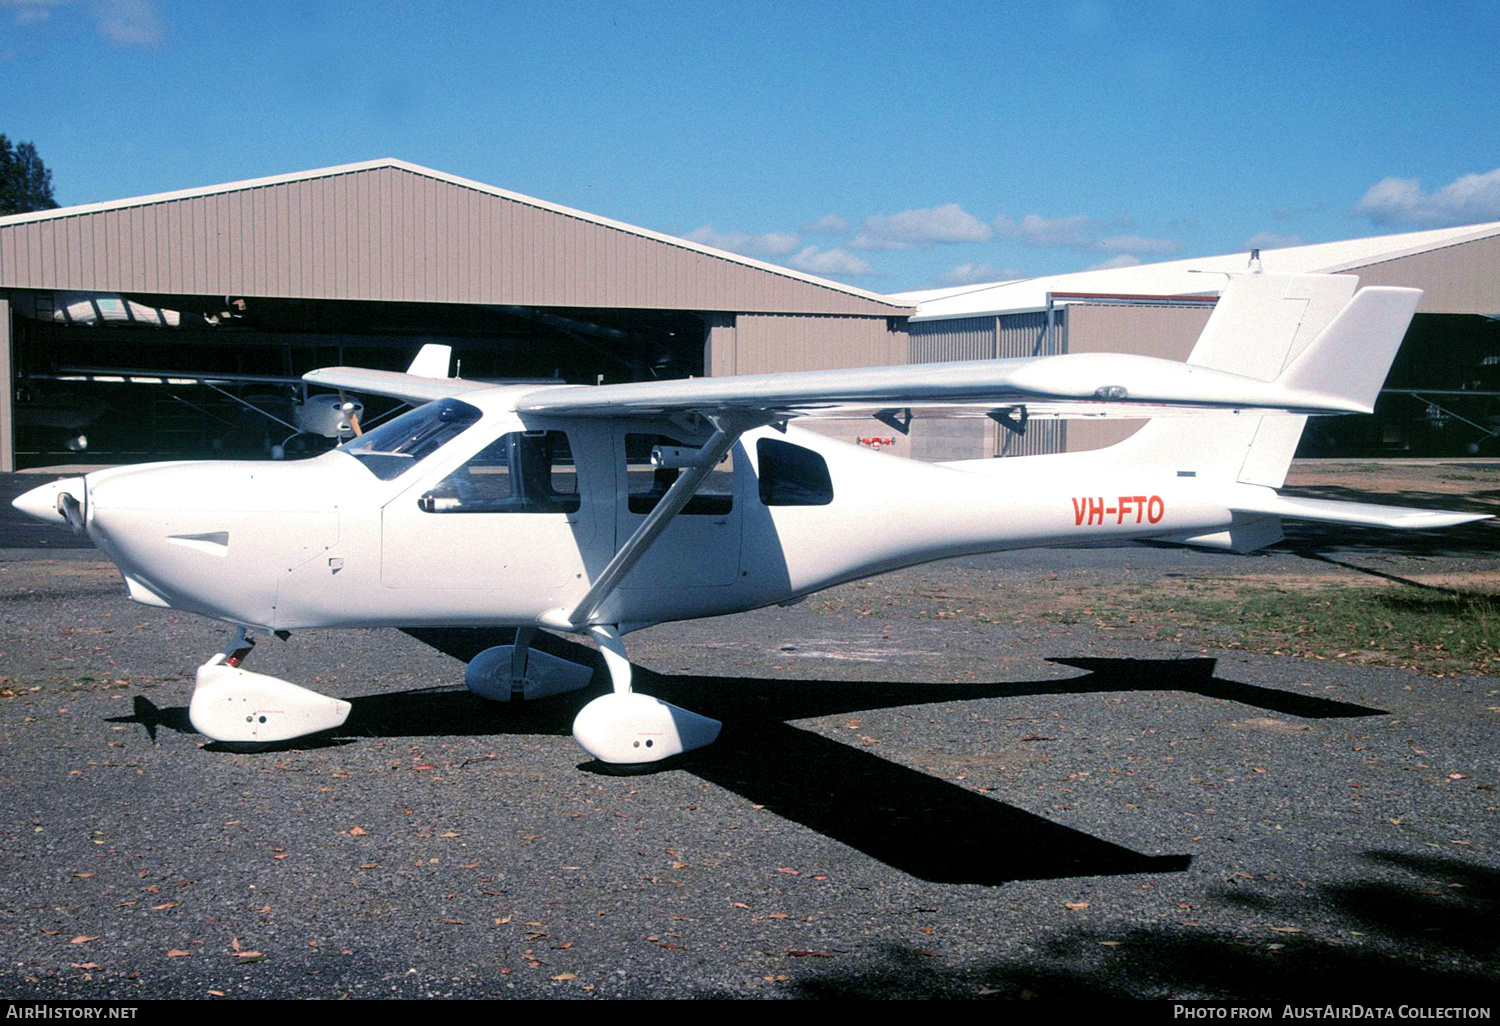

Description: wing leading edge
[301,283,1420,426]
[303,343,494,405]
[515,287,1421,423]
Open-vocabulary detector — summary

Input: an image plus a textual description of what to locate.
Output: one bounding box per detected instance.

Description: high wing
[304,286,1422,425]
[302,366,493,405]
[516,286,1417,422]
[513,352,1343,423]
[304,343,493,405]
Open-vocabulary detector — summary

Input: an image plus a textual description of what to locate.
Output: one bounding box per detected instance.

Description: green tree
[0,136,58,216]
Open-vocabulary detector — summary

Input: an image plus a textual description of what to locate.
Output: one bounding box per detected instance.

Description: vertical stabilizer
[406,343,453,379]
[1112,272,1365,490]
[1186,272,1358,379]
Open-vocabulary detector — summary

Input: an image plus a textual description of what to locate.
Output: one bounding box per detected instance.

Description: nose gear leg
[189,628,351,744]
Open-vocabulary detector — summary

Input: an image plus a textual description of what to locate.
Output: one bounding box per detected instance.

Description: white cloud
[933,262,1020,287]
[90,0,161,45]
[684,225,801,259]
[1356,168,1500,227]
[996,212,1177,256]
[3,0,161,44]
[1270,202,1326,222]
[1245,231,1303,250]
[851,203,992,249]
[996,213,1094,248]
[802,214,848,235]
[786,246,874,276]
[4,0,66,24]
[1094,234,1178,255]
[1087,254,1141,271]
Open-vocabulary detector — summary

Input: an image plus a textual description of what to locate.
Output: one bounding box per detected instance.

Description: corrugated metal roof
[898,221,1500,320]
[0,159,913,315]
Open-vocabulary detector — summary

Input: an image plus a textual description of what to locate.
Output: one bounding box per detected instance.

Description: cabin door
[381,425,606,598]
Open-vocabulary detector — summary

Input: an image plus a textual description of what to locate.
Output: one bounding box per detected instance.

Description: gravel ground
[0,465,1496,1001]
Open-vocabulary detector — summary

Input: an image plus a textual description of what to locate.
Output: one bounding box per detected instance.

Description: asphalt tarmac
[0,473,1496,1001]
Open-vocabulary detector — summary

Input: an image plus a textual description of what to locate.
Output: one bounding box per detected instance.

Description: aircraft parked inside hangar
[13,271,1488,763]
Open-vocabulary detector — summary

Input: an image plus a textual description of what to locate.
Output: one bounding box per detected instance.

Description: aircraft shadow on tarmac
[112,631,1386,888]
[765,851,1500,1000]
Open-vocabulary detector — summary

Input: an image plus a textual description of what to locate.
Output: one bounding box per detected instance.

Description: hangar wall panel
[702,313,738,377]
[906,312,1067,458]
[1341,235,1500,315]
[909,316,996,363]
[992,310,1066,456]
[729,314,905,374]
[998,311,1055,360]
[1063,302,1214,452]
[1064,303,1212,360]
[1,299,10,472]
[0,164,910,318]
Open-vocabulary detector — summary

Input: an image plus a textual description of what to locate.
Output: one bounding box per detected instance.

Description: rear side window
[625,433,734,515]
[757,439,833,506]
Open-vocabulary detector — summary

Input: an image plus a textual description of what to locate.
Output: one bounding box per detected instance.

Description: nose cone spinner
[12,477,87,532]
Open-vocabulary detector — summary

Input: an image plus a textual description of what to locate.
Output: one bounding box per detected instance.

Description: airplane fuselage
[13,277,1482,757]
[30,393,1238,637]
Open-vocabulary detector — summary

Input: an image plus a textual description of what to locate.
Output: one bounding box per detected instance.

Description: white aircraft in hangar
[13,271,1489,763]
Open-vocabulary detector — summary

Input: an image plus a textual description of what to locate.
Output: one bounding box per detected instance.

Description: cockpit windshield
[338,398,483,480]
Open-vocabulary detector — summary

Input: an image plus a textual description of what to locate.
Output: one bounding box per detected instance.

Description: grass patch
[1101,585,1500,677]
[827,560,1500,677]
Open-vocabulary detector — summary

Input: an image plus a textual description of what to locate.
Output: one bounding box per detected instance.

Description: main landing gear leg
[188,628,351,743]
[571,625,720,764]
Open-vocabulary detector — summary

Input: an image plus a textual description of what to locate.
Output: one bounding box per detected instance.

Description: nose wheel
[571,625,720,764]
[189,628,351,744]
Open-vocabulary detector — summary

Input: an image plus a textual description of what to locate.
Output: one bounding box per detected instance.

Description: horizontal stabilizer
[1230,485,1489,530]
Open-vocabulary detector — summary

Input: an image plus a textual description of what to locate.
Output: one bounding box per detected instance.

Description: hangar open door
[4,288,711,469]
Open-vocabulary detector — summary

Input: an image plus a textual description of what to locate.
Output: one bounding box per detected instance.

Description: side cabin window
[419,430,580,514]
[625,433,733,516]
[757,438,834,506]
[339,398,482,481]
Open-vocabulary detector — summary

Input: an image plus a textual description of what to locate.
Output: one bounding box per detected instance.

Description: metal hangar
[897,221,1500,459]
[0,159,913,470]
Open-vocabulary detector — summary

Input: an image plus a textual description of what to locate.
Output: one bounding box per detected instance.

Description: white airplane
[12,271,1488,763]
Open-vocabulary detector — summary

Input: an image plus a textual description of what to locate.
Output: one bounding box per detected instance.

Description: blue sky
[3,0,1499,291]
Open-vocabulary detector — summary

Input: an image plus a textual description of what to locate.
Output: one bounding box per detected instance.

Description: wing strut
[567,413,757,626]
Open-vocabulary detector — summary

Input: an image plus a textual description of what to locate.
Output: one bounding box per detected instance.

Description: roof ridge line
[0,158,913,313]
